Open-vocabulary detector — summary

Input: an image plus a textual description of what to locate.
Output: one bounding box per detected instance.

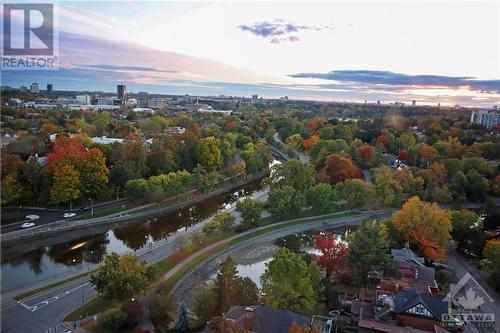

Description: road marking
[17,282,90,312]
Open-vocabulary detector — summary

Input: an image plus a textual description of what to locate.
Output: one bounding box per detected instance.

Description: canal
[1,178,265,292]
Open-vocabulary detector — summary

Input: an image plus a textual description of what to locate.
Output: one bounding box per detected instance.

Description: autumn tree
[46,136,108,202]
[289,321,320,333]
[303,135,320,149]
[483,239,500,263]
[420,144,437,166]
[348,220,392,285]
[356,144,375,165]
[314,232,349,278]
[49,164,80,204]
[316,154,363,185]
[391,196,452,261]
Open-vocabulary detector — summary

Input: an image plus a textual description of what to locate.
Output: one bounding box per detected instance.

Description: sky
[2,0,500,106]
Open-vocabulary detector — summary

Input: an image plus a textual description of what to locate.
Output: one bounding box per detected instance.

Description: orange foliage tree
[46,136,108,199]
[420,144,437,165]
[316,154,363,185]
[289,321,320,333]
[356,144,375,164]
[303,135,320,149]
[483,239,500,262]
[391,196,451,262]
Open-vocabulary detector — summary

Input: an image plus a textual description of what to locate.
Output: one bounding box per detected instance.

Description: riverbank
[1,172,268,244]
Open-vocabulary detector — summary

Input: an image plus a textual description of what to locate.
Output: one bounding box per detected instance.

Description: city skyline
[2,1,500,106]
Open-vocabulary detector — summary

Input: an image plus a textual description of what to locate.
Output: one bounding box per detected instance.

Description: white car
[63,212,77,218]
[21,222,36,228]
[25,215,40,220]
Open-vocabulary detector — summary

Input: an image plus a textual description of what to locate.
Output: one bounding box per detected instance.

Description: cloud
[85,64,178,73]
[289,70,500,93]
[238,19,331,44]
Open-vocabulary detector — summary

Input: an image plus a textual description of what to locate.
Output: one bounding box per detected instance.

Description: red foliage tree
[398,150,409,161]
[314,232,349,278]
[356,144,375,163]
[316,154,363,185]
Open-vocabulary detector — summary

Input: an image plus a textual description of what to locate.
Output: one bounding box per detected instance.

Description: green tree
[1,173,23,205]
[49,164,80,204]
[305,183,335,212]
[236,198,264,227]
[267,185,304,218]
[373,166,403,206]
[466,169,489,202]
[174,303,189,332]
[90,253,154,300]
[98,308,127,333]
[198,136,222,171]
[261,248,319,314]
[348,220,392,285]
[450,171,468,199]
[271,159,314,192]
[193,285,218,326]
[335,179,374,207]
[203,211,235,235]
[451,210,483,255]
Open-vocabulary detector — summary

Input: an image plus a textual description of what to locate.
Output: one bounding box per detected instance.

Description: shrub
[98,307,127,332]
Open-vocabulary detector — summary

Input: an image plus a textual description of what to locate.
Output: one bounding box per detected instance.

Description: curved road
[0,210,390,333]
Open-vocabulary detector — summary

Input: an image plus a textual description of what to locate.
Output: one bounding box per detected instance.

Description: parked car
[63,212,77,218]
[21,222,36,228]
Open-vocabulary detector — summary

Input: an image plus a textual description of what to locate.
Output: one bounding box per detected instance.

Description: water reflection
[1,179,263,292]
[230,227,355,287]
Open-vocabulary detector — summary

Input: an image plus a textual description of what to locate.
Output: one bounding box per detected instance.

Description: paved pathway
[136,209,392,331]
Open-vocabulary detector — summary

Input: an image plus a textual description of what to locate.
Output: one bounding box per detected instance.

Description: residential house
[203,305,311,333]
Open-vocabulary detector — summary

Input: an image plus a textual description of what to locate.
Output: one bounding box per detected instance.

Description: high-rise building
[470,109,499,129]
[252,95,258,103]
[117,84,127,100]
[47,84,53,93]
[30,83,39,93]
[412,100,416,107]
[20,85,28,92]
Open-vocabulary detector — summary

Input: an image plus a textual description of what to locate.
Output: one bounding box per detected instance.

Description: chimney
[260,293,266,306]
[243,307,254,331]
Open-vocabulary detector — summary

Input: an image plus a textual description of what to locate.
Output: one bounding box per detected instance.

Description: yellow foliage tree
[391,196,451,262]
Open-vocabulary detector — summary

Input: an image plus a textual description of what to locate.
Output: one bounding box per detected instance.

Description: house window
[405,304,433,318]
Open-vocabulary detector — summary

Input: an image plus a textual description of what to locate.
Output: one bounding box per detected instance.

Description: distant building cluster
[470,108,499,129]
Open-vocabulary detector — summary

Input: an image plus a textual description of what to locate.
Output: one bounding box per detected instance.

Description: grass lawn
[65,297,117,322]
[63,210,358,321]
